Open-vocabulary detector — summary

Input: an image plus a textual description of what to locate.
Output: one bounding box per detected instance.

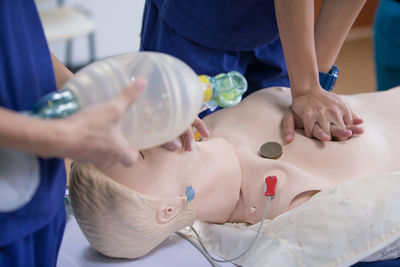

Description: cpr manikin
[69,86,400,260]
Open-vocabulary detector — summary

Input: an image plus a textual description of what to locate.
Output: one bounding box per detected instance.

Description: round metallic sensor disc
[260,142,282,159]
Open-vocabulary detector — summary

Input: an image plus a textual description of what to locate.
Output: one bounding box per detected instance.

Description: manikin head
[69,163,196,259]
[69,138,241,258]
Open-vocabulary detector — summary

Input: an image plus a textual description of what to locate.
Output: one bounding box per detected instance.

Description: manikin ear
[156,196,185,224]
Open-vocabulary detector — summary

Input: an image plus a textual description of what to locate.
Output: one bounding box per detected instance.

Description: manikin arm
[274,0,365,143]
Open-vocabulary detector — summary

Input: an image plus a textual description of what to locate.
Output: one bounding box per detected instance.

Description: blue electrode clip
[186,185,195,202]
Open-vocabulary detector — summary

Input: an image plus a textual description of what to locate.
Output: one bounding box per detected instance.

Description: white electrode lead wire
[177,197,271,265]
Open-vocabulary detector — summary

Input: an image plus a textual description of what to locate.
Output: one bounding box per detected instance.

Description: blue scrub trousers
[0,204,66,267]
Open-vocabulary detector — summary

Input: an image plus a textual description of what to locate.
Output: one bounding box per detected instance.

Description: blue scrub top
[0,0,66,246]
[152,0,279,51]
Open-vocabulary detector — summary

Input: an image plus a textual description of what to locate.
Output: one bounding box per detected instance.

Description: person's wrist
[289,71,321,98]
[290,82,321,98]
[21,118,63,158]
[40,119,71,159]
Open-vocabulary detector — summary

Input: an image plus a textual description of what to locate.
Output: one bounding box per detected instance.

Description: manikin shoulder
[203,87,291,130]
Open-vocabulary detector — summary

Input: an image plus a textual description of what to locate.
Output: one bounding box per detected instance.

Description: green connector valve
[28,90,80,118]
[199,70,247,111]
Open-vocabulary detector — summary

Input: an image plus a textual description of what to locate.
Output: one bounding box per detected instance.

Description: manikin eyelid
[139,151,145,159]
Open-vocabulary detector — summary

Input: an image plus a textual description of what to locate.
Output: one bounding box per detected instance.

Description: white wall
[46,0,145,66]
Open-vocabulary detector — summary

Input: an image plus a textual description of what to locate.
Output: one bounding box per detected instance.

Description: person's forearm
[315,0,366,72]
[51,53,74,90]
[0,107,63,157]
[274,0,319,97]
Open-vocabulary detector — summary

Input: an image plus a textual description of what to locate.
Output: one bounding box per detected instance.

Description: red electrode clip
[264,175,277,197]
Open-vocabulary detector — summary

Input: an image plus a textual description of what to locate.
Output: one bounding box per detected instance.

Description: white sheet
[57,215,234,267]
[187,172,400,267]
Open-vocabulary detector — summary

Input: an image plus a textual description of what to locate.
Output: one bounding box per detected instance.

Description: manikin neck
[189,137,242,223]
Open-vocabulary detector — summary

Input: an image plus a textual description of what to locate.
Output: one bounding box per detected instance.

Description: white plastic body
[62,52,203,149]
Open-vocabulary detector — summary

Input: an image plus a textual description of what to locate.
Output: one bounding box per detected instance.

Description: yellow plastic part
[198,75,213,103]
[194,128,202,141]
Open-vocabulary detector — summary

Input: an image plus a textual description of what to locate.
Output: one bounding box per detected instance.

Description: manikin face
[99,137,242,223]
[100,137,240,201]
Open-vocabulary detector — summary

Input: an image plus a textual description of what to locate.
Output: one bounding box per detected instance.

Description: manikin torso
[202,87,400,224]
[101,87,400,225]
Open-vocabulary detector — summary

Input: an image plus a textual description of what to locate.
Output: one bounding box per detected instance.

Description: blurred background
[37,0,381,95]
